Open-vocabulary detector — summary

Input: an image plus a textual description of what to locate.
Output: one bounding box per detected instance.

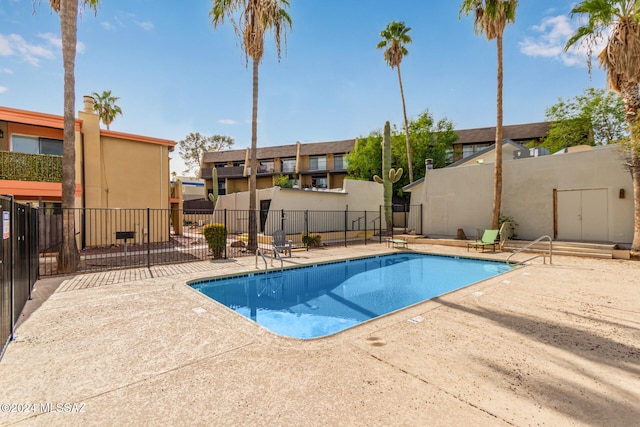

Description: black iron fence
[1,196,39,361]
[38,205,422,277]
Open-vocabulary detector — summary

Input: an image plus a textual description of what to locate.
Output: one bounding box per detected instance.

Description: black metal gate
[0,196,39,361]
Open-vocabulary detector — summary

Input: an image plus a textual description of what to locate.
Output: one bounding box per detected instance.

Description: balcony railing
[216,166,245,177]
[0,151,62,182]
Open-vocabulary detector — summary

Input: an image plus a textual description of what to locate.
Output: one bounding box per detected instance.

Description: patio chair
[272,230,293,257]
[467,229,499,253]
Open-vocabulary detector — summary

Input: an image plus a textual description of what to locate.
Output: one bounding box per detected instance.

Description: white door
[557,189,608,241]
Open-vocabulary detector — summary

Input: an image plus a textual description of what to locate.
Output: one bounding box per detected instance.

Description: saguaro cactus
[373,121,403,233]
[208,167,219,207]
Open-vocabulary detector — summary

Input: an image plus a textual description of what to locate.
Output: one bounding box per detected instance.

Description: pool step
[502,240,616,259]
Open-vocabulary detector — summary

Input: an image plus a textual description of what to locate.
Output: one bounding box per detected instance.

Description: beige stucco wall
[408,145,634,243]
[78,109,172,246]
[78,109,172,211]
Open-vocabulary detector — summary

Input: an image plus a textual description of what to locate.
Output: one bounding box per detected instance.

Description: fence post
[364,211,367,246]
[147,208,151,270]
[224,209,228,260]
[281,209,285,231]
[379,205,382,244]
[404,205,408,233]
[26,204,32,300]
[9,195,14,341]
[344,207,348,247]
[305,210,309,252]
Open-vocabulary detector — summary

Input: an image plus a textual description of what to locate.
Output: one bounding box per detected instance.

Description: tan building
[200,139,355,198]
[0,97,178,245]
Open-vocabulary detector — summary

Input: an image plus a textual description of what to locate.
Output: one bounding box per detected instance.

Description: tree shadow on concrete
[432,296,640,424]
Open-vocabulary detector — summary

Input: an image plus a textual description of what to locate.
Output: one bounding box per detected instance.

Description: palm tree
[210,0,291,253]
[566,0,640,257]
[377,21,414,183]
[50,0,98,273]
[459,0,517,230]
[92,90,122,130]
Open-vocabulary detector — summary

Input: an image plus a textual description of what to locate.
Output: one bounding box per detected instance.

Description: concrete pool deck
[1,243,639,426]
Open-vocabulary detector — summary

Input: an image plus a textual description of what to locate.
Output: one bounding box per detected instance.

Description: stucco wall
[410,145,633,243]
[215,179,385,234]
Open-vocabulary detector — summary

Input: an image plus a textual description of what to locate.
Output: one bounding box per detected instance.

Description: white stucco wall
[409,145,634,243]
[215,179,385,234]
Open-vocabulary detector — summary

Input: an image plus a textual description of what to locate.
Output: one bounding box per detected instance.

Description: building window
[309,156,326,171]
[311,176,327,189]
[11,135,63,156]
[281,158,296,173]
[333,154,347,170]
[217,181,226,196]
[462,143,491,159]
[258,160,274,173]
[12,135,39,154]
[43,201,62,215]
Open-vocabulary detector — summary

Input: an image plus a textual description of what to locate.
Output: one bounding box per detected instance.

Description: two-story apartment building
[453,122,550,162]
[1,97,178,246]
[0,97,176,209]
[200,139,355,197]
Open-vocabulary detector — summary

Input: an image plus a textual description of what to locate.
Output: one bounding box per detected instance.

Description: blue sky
[0,0,608,175]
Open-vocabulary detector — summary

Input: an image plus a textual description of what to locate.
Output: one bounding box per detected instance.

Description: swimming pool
[189,253,511,339]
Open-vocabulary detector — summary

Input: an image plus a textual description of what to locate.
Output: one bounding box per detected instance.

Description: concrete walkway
[1,243,639,426]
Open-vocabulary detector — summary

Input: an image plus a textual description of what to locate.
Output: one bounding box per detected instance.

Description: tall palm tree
[566,0,640,257]
[459,0,517,229]
[50,0,98,273]
[211,0,291,253]
[377,21,414,183]
[92,90,122,130]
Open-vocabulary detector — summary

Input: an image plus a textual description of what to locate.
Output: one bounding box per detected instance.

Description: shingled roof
[202,139,356,163]
[455,122,550,145]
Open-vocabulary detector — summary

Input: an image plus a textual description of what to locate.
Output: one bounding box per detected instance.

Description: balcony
[216,166,245,178]
[0,151,62,182]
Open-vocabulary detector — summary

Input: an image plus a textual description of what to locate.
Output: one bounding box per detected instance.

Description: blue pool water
[189,253,511,339]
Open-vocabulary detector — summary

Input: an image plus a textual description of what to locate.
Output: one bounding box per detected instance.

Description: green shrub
[203,223,227,258]
[274,174,293,188]
[498,214,518,239]
[301,232,322,247]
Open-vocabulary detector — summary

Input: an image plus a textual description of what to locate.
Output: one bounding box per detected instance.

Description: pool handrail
[255,248,268,272]
[271,247,284,270]
[506,235,553,266]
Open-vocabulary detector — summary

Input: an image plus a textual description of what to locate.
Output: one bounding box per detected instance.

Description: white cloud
[0,36,10,55]
[219,119,238,125]
[101,21,116,31]
[0,33,54,66]
[0,67,12,74]
[135,21,154,31]
[519,15,608,67]
[0,86,7,94]
[0,32,88,66]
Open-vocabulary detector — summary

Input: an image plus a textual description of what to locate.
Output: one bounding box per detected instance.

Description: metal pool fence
[37,205,422,277]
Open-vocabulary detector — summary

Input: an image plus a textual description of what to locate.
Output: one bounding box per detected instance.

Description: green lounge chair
[467,229,499,253]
